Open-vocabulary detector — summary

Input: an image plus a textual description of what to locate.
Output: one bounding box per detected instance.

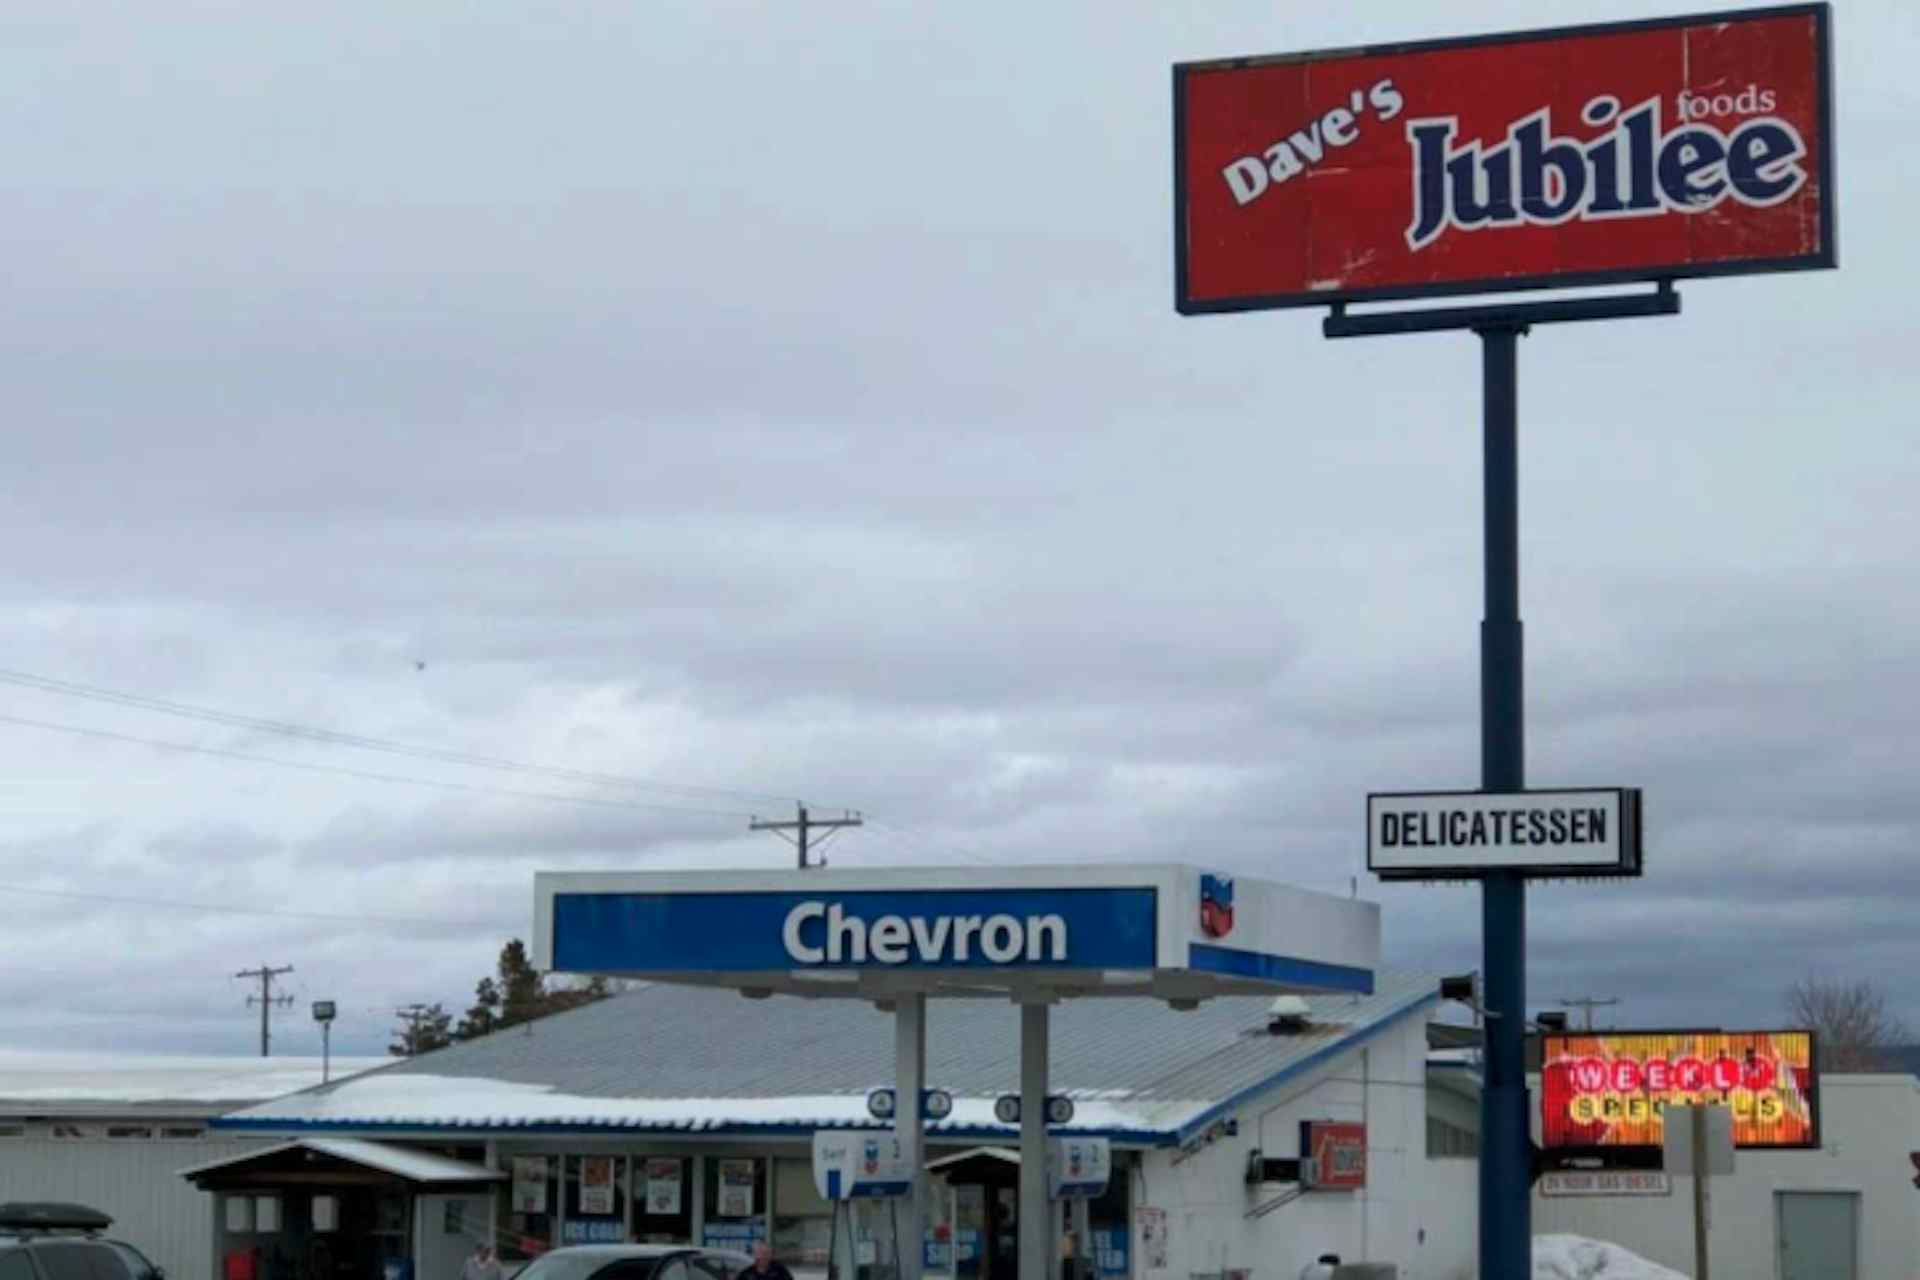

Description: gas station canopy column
[533,863,1380,1280]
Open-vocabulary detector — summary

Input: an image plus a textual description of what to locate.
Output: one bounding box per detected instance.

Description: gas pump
[813,1130,914,1280]
[1047,1138,1110,1280]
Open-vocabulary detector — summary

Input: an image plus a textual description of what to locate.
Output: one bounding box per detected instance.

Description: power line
[0,667,799,808]
[0,882,515,930]
[862,817,1001,867]
[0,711,756,819]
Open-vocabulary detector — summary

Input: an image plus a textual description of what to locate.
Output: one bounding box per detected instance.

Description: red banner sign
[1539,1031,1820,1151]
[1174,5,1835,312]
[1301,1120,1367,1189]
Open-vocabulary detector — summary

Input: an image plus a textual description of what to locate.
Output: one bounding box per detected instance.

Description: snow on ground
[1527,1235,1688,1280]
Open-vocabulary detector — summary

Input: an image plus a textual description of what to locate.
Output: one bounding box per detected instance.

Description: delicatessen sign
[1368,788,1641,879]
[1174,4,1834,311]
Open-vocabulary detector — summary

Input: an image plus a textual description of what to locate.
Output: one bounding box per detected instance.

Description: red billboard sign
[1174,5,1835,312]
[1539,1031,1820,1152]
[1301,1120,1366,1189]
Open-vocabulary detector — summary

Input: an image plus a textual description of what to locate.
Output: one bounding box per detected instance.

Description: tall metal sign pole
[1174,7,1835,1276]
[1327,287,1675,1279]
[1480,321,1529,1277]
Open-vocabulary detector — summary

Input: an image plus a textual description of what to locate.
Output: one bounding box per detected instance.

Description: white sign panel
[1367,788,1641,879]
[812,1129,912,1201]
[644,1157,683,1215]
[717,1158,756,1217]
[511,1156,549,1214]
[1538,1171,1672,1197]
[579,1156,616,1216]
[1663,1104,1736,1177]
[1046,1136,1111,1200]
[1137,1208,1169,1272]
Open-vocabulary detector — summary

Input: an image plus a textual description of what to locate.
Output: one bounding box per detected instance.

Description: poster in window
[1136,1207,1168,1273]
[512,1156,550,1214]
[645,1158,683,1215]
[580,1156,617,1216]
[717,1158,756,1218]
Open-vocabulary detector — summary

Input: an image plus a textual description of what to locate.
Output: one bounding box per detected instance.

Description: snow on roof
[178,1136,505,1183]
[1426,1048,1480,1066]
[1530,1235,1686,1280]
[0,1052,388,1110]
[219,1072,1207,1139]
[215,972,1442,1142]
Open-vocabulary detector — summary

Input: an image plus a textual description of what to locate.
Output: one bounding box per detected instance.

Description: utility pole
[237,964,294,1057]
[1561,995,1620,1030]
[394,1003,432,1056]
[750,804,863,870]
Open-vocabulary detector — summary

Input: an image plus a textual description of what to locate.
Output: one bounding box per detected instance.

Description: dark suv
[0,1205,163,1280]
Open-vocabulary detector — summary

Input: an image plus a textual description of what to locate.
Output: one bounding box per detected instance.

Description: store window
[632,1156,695,1244]
[947,1185,986,1280]
[563,1155,628,1244]
[1427,1116,1478,1157]
[772,1157,833,1273]
[1082,1164,1131,1280]
[701,1156,767,1251]
[501,1155,561,1262]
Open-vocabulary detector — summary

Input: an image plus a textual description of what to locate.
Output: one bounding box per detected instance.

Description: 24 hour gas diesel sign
[1174,4,1834,311]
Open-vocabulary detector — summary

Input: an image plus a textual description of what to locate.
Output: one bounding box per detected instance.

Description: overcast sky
[1,0,1913,1060]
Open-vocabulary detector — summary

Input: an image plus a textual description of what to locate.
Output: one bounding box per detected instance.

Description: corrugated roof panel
[224,970,1438,1136]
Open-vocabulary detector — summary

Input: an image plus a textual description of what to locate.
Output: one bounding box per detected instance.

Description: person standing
[735,1242,794,1280]
[463,1245,503,1280]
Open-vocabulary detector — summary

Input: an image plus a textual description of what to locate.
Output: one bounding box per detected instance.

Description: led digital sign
[1540,1030,1819,1151]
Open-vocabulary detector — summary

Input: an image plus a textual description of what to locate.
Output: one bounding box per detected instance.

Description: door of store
[927,1153,1021,1280]
[417,1195,493,1280]
[1777,1191,1858,1280]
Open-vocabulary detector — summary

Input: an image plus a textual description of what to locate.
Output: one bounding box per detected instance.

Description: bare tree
[1785,976,1910,1070]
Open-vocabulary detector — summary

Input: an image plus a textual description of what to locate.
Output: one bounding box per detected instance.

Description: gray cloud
[0,0,1913,1057]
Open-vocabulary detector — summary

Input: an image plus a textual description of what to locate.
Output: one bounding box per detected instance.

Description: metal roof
[0,1052,386,1118]
[178,1136,505,1184]
[218,971,1439,1143]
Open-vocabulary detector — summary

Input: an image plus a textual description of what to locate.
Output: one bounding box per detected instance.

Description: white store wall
[0,1129,273,1280]
[1532,1074,1920,1280]
[1130,1010,1476,1280]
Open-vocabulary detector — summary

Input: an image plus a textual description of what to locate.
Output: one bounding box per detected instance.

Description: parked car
[0,1204,163,1280]
[511,1245,752,1280]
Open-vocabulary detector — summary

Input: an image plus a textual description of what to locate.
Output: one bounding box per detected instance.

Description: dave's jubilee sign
[1174,4,1835,312]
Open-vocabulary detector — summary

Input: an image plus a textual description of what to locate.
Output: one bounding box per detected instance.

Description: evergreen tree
[456,977,503,1040]
[409,938,617,1049]
[498,939,548,1029]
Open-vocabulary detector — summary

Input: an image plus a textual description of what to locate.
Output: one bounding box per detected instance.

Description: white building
[0,1051,384,1280]
[1533,1072,1920,1280]
[190,975,1480,1280]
